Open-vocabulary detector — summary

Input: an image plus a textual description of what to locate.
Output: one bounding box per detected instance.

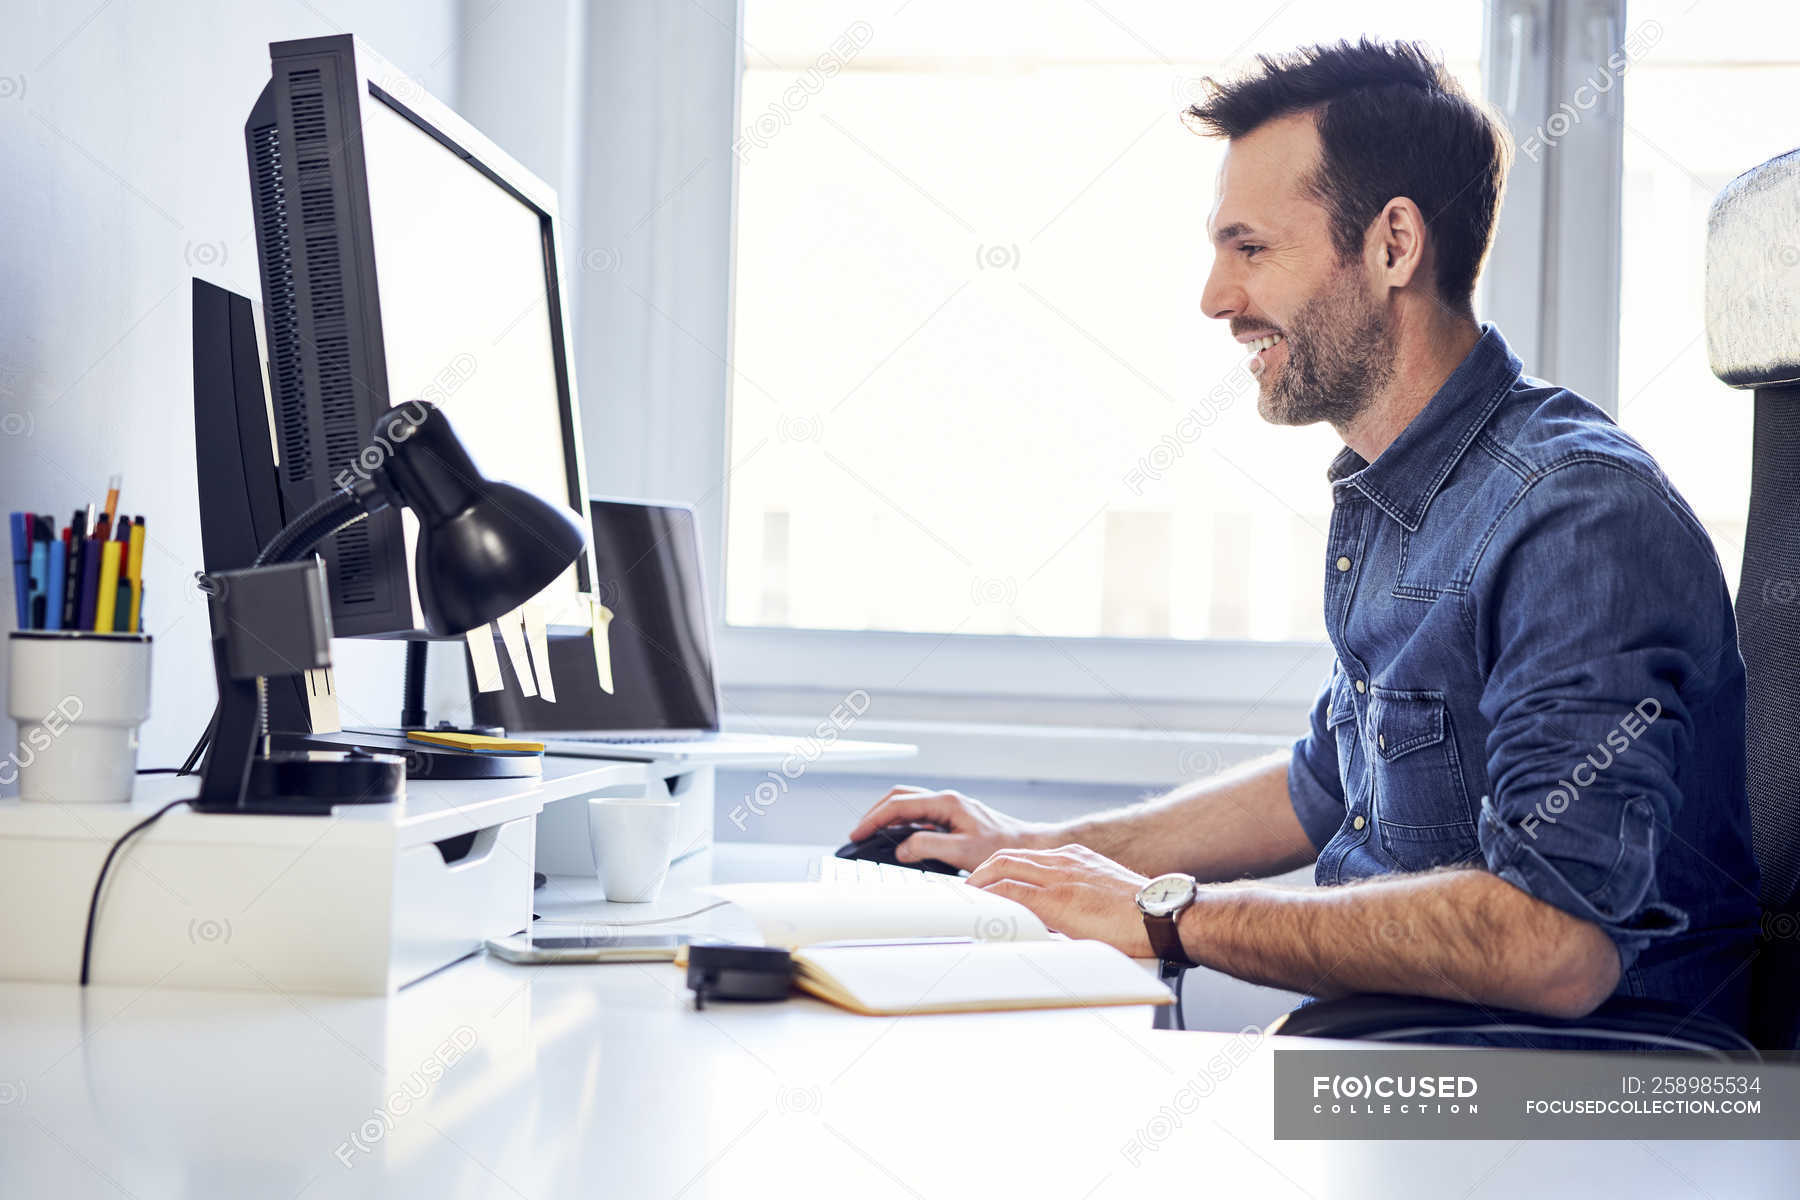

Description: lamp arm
[254,480,387,566]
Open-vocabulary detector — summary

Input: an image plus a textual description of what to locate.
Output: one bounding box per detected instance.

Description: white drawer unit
[0,758,647,994]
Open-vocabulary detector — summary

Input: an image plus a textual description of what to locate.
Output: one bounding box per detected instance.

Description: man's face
[1200,113,1395,429]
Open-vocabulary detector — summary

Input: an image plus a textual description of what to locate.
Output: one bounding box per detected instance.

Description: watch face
[1137,873,1196,918]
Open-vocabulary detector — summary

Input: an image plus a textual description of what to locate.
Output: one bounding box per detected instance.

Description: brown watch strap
[1143,911,1196,968]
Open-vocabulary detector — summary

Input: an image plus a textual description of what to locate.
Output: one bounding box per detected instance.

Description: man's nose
[1200,255,1243,322]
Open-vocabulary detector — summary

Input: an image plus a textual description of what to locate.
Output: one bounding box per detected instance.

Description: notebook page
[706,881,1051,949]
[793,940,1173,1015]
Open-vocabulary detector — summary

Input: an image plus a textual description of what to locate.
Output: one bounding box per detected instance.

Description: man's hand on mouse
[848,786,1063,872]
[965,844,1156,958]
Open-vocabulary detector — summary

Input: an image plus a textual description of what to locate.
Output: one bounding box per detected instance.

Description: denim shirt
[1287,324,1761,1029]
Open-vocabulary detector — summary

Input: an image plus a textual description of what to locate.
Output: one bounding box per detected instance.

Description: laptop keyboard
[559,733,707,744]
[807,856,945,886]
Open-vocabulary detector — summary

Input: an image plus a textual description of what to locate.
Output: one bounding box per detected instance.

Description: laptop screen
[468,499,719,733]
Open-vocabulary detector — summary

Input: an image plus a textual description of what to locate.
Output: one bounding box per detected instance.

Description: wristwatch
[1135,873,1200,968]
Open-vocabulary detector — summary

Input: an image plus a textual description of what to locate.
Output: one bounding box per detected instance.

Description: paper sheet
[465,623,503,692]
[495,605,536,697]
[591,600,615,694]
[521,596,556,702]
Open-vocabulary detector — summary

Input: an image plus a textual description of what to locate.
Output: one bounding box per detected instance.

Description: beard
[1255,263,1396,429]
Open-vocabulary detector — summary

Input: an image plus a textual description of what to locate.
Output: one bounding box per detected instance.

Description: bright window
[1617,0,1800,591]
[727,2,1485,643]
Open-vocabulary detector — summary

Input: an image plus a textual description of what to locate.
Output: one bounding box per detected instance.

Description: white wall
[0,0,465,778]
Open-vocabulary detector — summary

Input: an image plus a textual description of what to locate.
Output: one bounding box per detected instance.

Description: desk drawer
[389,814,535,990]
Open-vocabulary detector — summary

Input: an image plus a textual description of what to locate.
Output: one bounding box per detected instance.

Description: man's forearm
[1173,867,1622,1019]
[1054,752,1317,882]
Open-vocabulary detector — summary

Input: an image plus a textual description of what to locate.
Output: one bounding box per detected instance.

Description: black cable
[80,798,191,986]
[176,706,214,777]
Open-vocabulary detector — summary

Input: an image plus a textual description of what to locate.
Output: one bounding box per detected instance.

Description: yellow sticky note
[407,730,544,755]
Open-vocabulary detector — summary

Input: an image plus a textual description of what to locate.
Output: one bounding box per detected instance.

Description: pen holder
[6,631,152,803]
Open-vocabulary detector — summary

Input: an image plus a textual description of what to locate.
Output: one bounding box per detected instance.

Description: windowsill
[719,713,1291,789]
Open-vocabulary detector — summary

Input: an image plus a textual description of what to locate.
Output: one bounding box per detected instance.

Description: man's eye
[1240,244,1264,257]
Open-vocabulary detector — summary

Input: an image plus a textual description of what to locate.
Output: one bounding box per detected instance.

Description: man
[849,40,1761,1030]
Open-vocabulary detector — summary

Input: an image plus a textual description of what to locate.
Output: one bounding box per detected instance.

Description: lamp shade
[375,402,588,636]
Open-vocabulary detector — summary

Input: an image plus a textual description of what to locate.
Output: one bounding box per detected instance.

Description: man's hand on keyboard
[848,786,1063,872]
[965,844,1155,958]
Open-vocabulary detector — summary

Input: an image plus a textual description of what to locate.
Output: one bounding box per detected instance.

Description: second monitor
[243,33,597,637]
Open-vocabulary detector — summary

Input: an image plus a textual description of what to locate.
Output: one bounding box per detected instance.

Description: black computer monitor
[239,33,597,638]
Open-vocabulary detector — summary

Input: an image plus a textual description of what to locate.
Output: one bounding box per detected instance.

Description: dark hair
[1186,38,1510,312]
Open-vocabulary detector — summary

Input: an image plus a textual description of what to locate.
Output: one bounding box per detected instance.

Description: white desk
[1,844,1795,1198]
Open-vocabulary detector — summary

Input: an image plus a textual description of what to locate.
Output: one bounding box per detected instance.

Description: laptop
[470,498,911,768]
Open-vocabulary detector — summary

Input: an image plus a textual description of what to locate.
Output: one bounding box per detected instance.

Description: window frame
[690,0,1624,724]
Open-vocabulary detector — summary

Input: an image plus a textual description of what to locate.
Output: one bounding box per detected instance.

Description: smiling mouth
[1245,331,1286,375]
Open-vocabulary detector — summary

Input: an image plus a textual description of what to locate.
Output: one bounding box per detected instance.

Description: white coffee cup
[6,632,153,804]
[587,797,681,902]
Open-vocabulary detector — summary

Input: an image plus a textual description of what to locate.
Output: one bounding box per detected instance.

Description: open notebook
[704,882,1173,1016]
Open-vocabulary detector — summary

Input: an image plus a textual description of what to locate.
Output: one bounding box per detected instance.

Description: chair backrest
[1705,146,1800,1052]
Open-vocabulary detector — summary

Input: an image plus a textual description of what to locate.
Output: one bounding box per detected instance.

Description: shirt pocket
[1367,686,1479,870]
[1325,672,1362,802]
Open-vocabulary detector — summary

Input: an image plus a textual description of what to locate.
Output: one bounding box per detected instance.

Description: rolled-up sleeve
[1471,465,1710,968]
[1288,669,1347,853]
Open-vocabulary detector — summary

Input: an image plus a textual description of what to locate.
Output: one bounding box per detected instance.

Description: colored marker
[77,535,102,631]
[26,516,48,629]
[110,517,130,632]
[10,512,29,628]
[45,533,65,631]
[61,510,86,629]
[102,474,121,526]
[95,539,121,633]
[127,517,145,634]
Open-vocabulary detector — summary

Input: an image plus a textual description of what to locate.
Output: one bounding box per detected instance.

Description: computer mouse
[834,821,962,875]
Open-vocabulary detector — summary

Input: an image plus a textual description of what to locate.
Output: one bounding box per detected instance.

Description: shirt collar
[1326,323,1523,531]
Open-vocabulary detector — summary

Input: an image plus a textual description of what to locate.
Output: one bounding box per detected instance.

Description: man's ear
[1367,197,1428,290]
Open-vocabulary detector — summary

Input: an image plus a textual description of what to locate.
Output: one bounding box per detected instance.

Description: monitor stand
[275,642,539,780]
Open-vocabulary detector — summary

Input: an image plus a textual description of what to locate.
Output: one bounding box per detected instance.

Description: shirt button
[1352,815,1366,830]
[1335,555,1352,572]
[1354,679,1366,694]
[1378,734,1386,751]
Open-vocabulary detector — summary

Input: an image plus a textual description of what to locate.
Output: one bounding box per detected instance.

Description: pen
[127,517,145,634]
[77,534,102,631]
[102,474,121,526]
[62,509,86,629]
[27,516,48,629]
[110,517,130,632]
[46,533,66,631]
[95,539,122,633]
[10,512,30,628]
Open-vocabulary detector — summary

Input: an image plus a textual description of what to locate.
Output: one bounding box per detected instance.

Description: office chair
[1269,148,1800,1060]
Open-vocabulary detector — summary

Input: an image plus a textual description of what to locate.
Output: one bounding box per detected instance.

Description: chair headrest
[1706,148,1800,390]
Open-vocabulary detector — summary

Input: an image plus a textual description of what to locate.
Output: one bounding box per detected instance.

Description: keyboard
[558,733,708,744]
[807,855,949,886]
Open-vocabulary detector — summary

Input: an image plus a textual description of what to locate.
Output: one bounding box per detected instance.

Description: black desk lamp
[194,402,587,814]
